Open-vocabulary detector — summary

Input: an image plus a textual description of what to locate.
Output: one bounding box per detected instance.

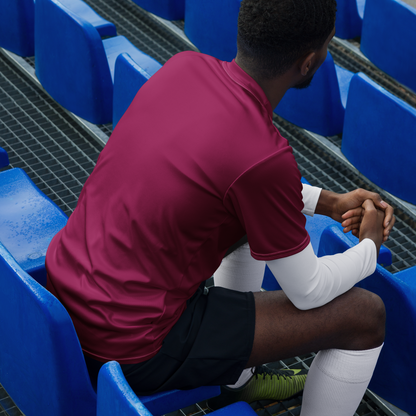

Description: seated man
[45,0,395,414]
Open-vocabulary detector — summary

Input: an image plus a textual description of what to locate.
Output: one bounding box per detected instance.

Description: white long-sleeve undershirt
[267,183,377,310]
[266,239,377,310]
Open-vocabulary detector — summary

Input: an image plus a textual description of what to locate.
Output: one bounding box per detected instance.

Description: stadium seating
[0,0,35,57]
[334,0,365,39]
[184,0,242,61]
[318,224,416,415]
[341,72,416,205]
[97,361,252,416]
[360,0,416,93]
[35,0,160,124]
[0,241,220,416]
[275,52,354,136]
[0,148,68,286]
[113,52,162,127]
[130,0,185,20]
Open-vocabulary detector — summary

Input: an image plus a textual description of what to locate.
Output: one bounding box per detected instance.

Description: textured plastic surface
[0,168,68,286]
[361,0,416,93]
[131,0,185,20]
[184,0,242,61]
[335,0,365,39]
[275,52,353,137]
[98,361,221,416]
[0,0,35,56]
[58,0,117,37]
[342,73,416,205]
[35,0,150,124]
[318,224,416,415]
[0,241,97,416]
[113,52,162,126]
[0,146,9,168]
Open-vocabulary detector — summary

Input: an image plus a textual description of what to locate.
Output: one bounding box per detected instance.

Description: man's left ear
[300,52,316,76]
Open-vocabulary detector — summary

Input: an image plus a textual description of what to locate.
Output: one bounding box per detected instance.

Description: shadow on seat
[318,223,416,415]
[341,72,416,205]
[275,52,354,137]
[113,52,162,127]
[97,361,252,416]
[360,0,416,93]
[0,148,68,286]
[35,0,159,124]
[335,0,366,39]
[130,0,185,20]
[184,0,242,62]
[0,0,35,57]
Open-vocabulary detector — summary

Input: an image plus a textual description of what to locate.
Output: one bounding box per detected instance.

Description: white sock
[214,243,265,292]
[300,344,383,416]
[227,367,254,389]
[214,243,264,388]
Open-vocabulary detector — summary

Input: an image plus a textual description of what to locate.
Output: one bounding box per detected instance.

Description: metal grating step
[0,52,104,217]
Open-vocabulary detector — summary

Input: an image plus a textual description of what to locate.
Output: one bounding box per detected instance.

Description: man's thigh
[122,284,256,395]
[247,287,385,368]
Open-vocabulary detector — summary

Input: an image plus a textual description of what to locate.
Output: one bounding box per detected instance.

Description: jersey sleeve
[224,147,310,261]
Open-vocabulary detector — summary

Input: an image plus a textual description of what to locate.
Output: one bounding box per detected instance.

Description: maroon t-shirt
[46,51,309,363]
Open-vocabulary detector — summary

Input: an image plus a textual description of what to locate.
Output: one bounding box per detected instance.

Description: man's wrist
[315,189,339,218]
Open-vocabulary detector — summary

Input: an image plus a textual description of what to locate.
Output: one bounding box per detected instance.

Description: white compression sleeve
[301,183,322,216]
[266,240,377,310]
[300,345,383,416]
[214,242,265,293]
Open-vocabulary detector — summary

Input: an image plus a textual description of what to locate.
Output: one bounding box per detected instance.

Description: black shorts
[117,283,255,395]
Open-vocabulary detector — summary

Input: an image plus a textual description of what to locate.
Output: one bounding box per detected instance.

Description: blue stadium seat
[262,177,391,291]
[360,0,416,93]
[184,0,242,62]
[130,0,185,20]
[0,0,35,57]
[275,52,354,136]
[341,73,416,205]
[318,224,416,415]
[0,146,9,167]
[97,361,251,416]
[0,149,68,286]
[0,241,97,416]
[35,0,157,124]
[0,242,221,416]
[335,0,366,39]
[113,52,162,127]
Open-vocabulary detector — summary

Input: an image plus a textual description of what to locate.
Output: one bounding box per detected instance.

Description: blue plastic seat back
[113,52,162,127]
[184,0,242,61]
[35,0,114,124]
[317,224,416,415]
[0,146,9,168]
[131,0,185,20]
[57,0,117,38]
[0,168,68,286]
[97,361,250,416]
[0,242,97,416]
[341,73,416,205]
[361,0,416,93]
[275,52,353,137]
[335,0,365,39]
[0,0,35,56]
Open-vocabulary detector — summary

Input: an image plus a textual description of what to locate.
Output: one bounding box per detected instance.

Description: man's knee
[350,287,385,348]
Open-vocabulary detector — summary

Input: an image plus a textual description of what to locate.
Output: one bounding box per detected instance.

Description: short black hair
[237,0,337,79]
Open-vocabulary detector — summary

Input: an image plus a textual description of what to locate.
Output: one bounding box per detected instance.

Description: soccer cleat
[206,365,307,410]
